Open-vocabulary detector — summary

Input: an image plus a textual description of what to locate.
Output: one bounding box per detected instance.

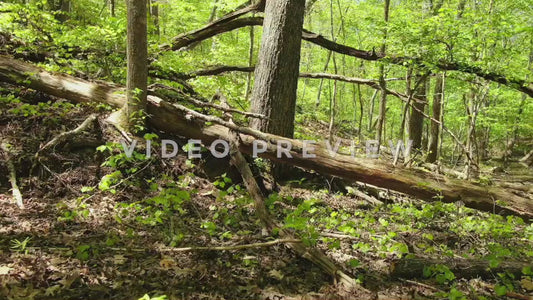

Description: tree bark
[426,73,443,163]
[375,0,391,150]
[1,56,531,219]
[249,0,305,138]
[408,74,427,153]
[149,0,160,37]
[122,0,148,132]
[249,0,305,179]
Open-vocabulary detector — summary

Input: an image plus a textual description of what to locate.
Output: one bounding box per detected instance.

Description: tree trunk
[426,73,443,163]
[502,39,532,164]
[1,56,531,219]
[110,0,115,17]
[121,0,148,132]
[249,0,305,178]
[244,23,254,100]
[149,0,160,37]
[408,74,427,153]
[316,51,332,107]
[375,0,390,150]
[368,90,377,133]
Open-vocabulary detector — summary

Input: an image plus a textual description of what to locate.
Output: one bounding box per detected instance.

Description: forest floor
[1,92,533,300]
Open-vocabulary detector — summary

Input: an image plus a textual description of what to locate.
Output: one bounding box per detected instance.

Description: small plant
[423,264,456,285]
[76,244,91,261]
[10,237,32,254]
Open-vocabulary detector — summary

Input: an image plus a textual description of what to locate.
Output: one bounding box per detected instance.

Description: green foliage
[76,244,91,261]
[10,237,31,254]
[423,264,456,285]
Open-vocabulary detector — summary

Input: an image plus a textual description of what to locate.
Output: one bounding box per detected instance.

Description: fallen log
[390,257,531,280]
[0,56,532,219]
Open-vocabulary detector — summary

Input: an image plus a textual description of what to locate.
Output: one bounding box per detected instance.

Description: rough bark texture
[125,0,148,131]
[249,0,305,138]
[249,0,305,179]
[1,56,532,219]
[409,74,427,152]
[426,73,443,163]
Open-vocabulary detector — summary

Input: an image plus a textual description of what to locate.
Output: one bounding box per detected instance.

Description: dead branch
[0,142,24,209]
[162,16,533,97]
[148,83,268,120]
[158,239,301,252]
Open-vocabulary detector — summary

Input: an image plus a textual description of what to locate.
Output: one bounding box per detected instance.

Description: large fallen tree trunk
[0,56,531,219]
[160,16,533,98]
[390,257,530,280]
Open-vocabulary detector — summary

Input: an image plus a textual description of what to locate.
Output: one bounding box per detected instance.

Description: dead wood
[162,16,533,97]
[1,56,532,219]
[0,141,24,209]
[390,257,531,280]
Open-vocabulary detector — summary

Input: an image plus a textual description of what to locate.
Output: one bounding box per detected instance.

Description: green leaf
[494,284,507,296]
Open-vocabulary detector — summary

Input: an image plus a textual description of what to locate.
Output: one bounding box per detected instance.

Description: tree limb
[162,16,533,97]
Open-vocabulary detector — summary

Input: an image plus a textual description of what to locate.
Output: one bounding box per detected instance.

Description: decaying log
[391,257,531,280]
[162,16,533,98]
[0,56,532,219]
[1,142,24,209]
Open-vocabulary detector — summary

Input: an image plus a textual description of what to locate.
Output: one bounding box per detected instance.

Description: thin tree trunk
[368,90,377,132]
[110,0,115,17]
[150,0,160,37]
[244,22,254,100]
[399,68,412,140]
[316,50,332,107]
[357,84,364,142]
[327,0,337,140]
[375,0,390,150]
[116,0,148,132]
[503,40,532,164]
[408,73,427,154]
[426,73,443,163]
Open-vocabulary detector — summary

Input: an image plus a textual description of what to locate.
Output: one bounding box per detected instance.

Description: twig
[158,239,301,252]
[399,278,444,292]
